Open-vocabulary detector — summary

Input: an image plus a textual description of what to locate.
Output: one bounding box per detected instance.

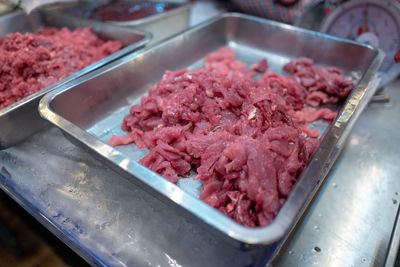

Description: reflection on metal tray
[0,10,150,150]
[46,0,193,45]
[39,13,383,264]
[385,204,400,267]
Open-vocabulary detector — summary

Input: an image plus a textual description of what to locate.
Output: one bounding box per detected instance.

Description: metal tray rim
[39,13,384,245]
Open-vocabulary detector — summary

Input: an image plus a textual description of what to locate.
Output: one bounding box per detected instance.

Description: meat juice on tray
[90,1,177,22]
[109,47,354,227]
[0,27,122,110]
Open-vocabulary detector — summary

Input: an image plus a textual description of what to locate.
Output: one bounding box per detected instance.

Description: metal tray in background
[39,13,383,264]
[46,0,193,45]
[0,10,151,150]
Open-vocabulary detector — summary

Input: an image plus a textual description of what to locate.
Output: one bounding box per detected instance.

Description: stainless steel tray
[0,10,151,149]
[39,13,383,261]
[46,1,192,45]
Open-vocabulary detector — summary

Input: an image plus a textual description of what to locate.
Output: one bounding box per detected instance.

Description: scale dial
[321,0,400,86]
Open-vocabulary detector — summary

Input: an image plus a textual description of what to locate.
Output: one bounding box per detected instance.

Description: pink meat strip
[251,58,269,73]
[395,49,400,64]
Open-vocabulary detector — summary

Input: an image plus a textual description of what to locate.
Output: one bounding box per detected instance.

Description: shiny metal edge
[384,204,400,267]
[39,13,384,245]
[0,10,151,149]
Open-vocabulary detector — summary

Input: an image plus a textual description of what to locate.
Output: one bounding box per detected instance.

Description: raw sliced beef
[0,27,122,110]
[109,47,354,227]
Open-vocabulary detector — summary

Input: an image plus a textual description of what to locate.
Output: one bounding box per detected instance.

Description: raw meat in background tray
[0,27,122,110]
[395,49,400,64]
[109,47,354,227]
